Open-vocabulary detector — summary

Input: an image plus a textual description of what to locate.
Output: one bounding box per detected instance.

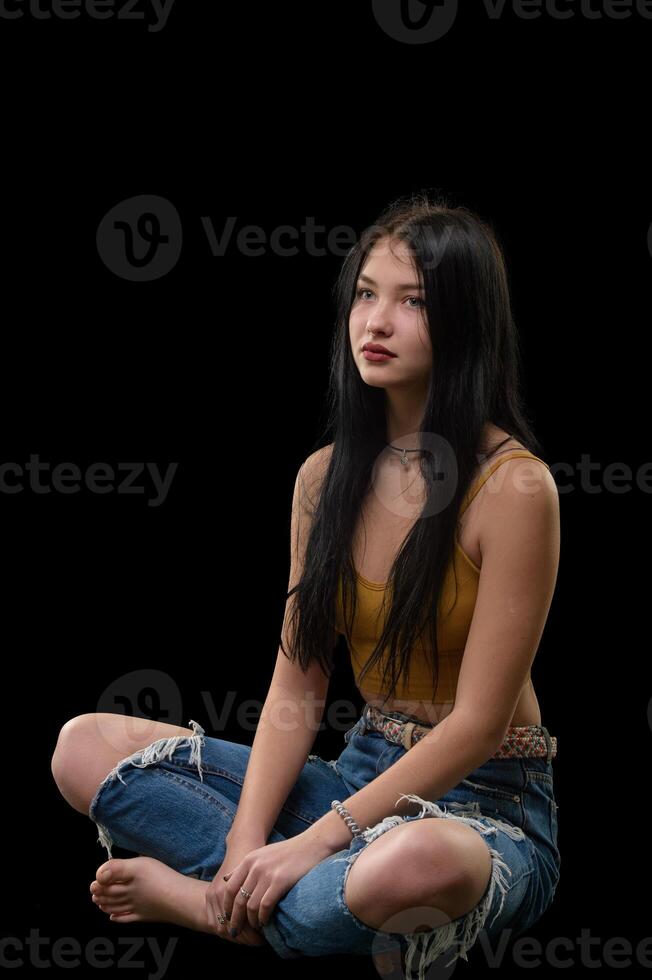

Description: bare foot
[89,856,214,933]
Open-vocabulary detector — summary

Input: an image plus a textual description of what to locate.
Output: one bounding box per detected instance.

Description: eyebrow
[357,273,424,290]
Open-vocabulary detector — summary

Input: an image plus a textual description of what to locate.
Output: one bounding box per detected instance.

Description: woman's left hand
[221,833,333,937]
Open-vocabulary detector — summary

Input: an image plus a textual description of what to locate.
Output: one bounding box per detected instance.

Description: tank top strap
[459,450,550,516]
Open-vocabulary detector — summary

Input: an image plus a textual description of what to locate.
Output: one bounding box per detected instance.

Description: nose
[366,325,393,343]
[365,303,394,335]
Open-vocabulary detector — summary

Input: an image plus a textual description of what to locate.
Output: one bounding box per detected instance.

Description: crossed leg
[51,713,502,966]
[51,713,266,947]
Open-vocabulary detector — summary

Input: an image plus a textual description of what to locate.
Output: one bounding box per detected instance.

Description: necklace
[386,443,422,466]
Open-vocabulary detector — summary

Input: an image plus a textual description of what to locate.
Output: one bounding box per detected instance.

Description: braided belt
[363,704,557,758]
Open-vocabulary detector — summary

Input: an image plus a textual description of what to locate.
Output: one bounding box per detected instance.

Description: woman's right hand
[206,837,269,946]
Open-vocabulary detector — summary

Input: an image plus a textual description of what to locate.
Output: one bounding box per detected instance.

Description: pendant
[401,449,408,465]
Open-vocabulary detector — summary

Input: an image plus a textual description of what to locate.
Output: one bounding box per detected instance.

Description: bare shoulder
[478,452,559,560]
[478,453,557,520]
[304,441,335,470]
[297,442,335,512]
[478,427,554,493]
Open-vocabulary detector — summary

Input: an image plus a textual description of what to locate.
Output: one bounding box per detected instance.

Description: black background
[1,1,650,976]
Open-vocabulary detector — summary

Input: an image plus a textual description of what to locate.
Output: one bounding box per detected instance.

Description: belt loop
[401,721,416,750]
[540,725,553,763]
[360,703,369,735]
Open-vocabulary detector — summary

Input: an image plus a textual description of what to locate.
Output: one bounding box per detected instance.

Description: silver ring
[217,912,226,925]
[240,886,252,899]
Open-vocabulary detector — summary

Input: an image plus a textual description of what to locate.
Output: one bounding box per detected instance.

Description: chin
[360,375,389,389]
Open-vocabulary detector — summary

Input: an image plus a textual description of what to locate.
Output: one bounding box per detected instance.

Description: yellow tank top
[334,450,551,703]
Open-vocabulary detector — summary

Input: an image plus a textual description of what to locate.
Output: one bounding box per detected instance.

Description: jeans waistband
[361,703,557,761]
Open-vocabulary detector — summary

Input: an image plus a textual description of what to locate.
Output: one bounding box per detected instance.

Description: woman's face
[349,237,432,390]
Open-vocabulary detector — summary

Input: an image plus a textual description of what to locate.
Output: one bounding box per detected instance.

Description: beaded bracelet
[331,800,364,839]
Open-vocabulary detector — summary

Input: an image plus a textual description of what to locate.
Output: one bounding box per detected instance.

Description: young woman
[51,191,561,980]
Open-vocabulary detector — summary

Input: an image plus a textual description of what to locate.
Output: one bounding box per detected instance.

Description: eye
[355,287,424,308]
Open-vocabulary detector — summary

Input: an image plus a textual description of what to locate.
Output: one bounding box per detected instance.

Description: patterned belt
[363,704,558,759]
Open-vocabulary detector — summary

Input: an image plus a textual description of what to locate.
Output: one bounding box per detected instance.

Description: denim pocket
[449,776,526,830]
[524,768,554,787]
[461,776,522,804]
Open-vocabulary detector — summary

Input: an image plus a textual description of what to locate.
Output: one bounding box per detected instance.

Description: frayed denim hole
[88,719,207,862]
[332,793,531,979]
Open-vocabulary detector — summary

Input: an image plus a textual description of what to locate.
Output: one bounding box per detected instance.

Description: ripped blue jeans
[88,706,560,980]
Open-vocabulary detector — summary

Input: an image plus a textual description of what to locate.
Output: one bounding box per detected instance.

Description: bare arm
[227,446,336,846]
[226,669,329,846]
[300,710,501,854]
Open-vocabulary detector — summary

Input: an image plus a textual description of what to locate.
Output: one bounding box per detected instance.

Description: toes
[92,894,135,916]
[96,858,129,884]
[104,904,135,916]
[91,881,129,910]
[94,896,128,911]
[102,885,129,900]
[109,911,139,923]
[100,895,131,911]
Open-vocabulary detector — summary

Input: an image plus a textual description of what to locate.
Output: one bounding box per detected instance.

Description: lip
[363,349,395,362]
[362,343,397,357]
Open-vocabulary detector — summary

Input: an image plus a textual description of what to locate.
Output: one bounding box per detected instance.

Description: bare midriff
[358,674,542,728]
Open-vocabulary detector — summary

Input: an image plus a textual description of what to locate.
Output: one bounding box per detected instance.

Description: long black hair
[280,189,544,705]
